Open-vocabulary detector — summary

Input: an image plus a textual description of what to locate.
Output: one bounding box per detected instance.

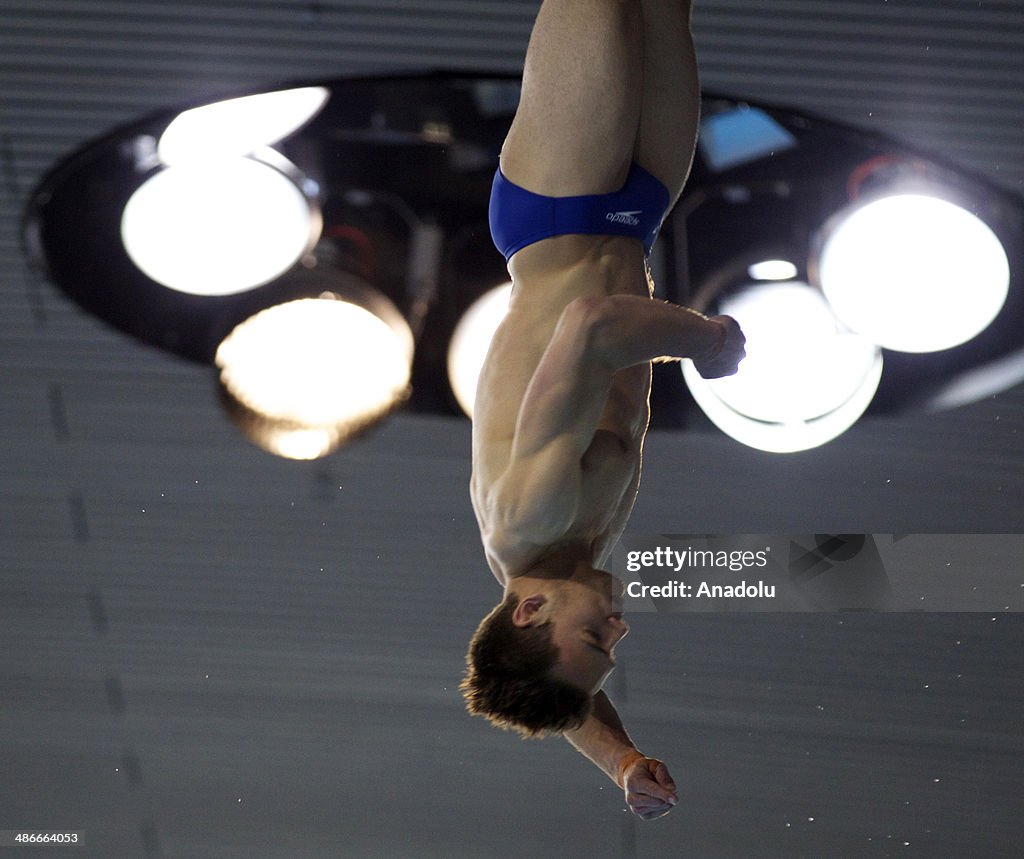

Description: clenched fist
[619,755,679,821]
[693,315,746,379]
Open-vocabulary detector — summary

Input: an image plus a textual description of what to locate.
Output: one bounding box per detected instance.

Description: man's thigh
[635,0,700,205]
[501,0,643,196]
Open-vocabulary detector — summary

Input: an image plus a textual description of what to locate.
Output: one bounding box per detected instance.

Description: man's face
[547,570,629,695]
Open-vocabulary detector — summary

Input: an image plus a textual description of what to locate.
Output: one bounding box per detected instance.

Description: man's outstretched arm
[513,294,743,464]
[565,690,679,820]
[582,293,745,378]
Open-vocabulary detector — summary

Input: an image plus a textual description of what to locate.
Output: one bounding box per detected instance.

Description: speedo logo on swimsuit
[606,210,642,227]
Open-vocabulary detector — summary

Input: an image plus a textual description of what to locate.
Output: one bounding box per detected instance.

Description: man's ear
[511,594,550,628]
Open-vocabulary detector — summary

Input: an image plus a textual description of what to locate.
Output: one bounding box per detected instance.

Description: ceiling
[1,2,1022,857]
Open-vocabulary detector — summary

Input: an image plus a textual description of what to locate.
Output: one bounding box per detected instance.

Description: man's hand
[619,754,679,820]
[693,315,746,379]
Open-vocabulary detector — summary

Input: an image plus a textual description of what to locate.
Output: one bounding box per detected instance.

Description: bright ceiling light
[215,295,413,458]
[817,193,1010,353]
[218,414,347,462]
[683,281,883,452]
[121,156,319,296]
[748,259,798,281]
[157,87,330,166]
[447,282,513,418]
[266,427,342,461]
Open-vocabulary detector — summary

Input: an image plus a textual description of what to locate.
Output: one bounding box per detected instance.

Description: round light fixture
[120,154,319,296]
[157,87,330,166]
[447,282,513,418]
[817,193,1010,353]
[683,281,883,452]
[748,259,798,281]
[215,292,414,459]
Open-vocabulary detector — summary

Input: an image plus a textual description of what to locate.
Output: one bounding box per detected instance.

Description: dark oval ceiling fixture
[23,73,1024,456]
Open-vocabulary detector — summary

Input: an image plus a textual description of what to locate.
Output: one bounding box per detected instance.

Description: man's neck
[507,542,595,585]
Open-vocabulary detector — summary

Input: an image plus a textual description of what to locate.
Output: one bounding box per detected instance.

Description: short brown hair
[460,592,592,738]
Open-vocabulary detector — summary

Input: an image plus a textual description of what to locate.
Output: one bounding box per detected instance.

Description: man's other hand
[620,756,679,820]
[693,315,746,379]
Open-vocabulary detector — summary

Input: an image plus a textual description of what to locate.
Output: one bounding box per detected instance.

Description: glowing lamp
[447,282,514,417]
[157,87,330,166]
[817,193,1010,353]
[748,259,798,281]
[683,281,882,452]
[216,292,413,459]
[121,155,319,296]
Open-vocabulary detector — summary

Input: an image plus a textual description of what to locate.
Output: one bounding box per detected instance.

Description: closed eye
[584,632,612,661]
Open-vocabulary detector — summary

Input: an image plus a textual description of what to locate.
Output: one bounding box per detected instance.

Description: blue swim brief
[488,162,671,261]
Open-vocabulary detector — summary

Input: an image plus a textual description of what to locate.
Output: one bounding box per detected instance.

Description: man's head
[461,567,629,737]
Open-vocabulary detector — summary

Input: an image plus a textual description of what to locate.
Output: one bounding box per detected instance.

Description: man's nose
[607,614,630,641]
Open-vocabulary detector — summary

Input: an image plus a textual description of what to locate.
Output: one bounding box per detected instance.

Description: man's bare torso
[470,234,653,585]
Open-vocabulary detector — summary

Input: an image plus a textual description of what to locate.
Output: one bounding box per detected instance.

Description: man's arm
[489,295,743,542]
[513,295,740,461]
[564,690,679,820]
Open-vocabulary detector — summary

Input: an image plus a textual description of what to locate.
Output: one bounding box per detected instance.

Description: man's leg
[501,0,644,196]
[635,0,700,207]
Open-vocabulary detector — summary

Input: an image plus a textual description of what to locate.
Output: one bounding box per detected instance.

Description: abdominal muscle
[471,233,653,579]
